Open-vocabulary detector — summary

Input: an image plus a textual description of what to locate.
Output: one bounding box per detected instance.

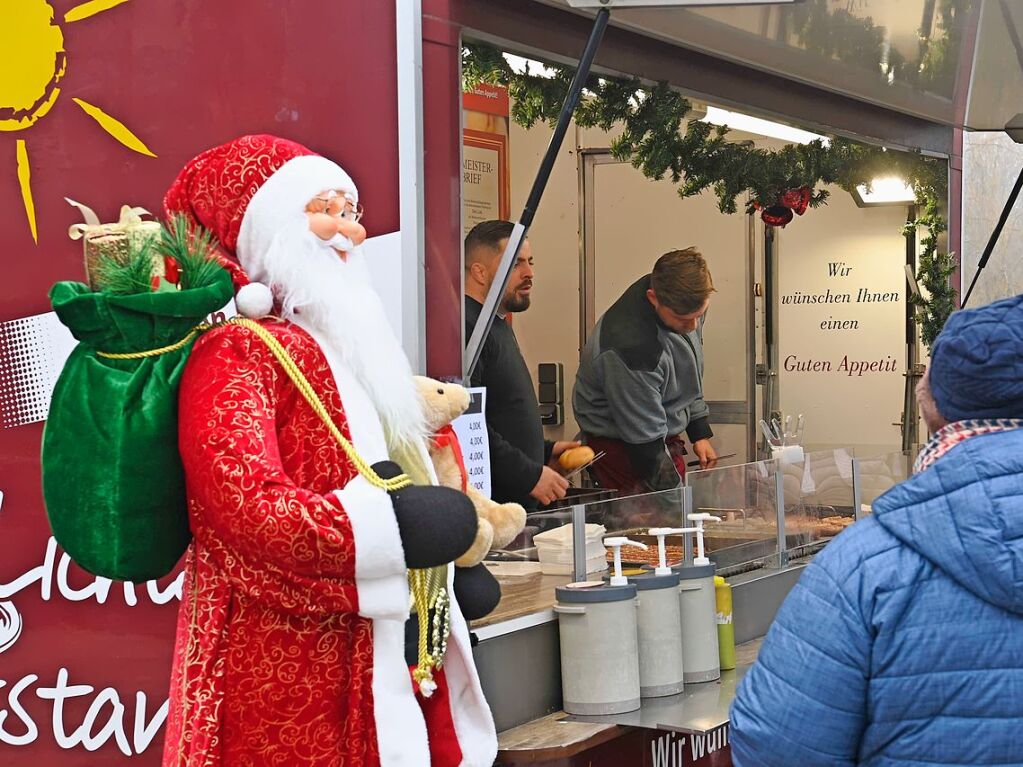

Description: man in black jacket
[464,220,577,509]
[573,248,718,495]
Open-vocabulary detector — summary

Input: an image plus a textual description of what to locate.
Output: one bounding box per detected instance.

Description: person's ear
[646,288,658,308]
[469,261,488,286]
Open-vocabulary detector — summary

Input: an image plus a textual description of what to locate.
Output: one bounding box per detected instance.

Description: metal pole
[852,458,863,522]
[683,485,694,565]
[464,9,611,379]
[572,504,587,582]
[763,226,780,429]
[746,212,757,462]
[774,463,788,568]
[903,205,921,452]
[962,164,1023,307]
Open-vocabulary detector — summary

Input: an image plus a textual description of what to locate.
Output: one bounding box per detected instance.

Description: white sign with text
[451,388,491,499]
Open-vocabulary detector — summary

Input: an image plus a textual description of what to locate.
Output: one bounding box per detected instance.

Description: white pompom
[235,282,274,318]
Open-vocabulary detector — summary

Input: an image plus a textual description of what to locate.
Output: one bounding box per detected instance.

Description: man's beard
[260,226,425,448]
[503,283,532,313]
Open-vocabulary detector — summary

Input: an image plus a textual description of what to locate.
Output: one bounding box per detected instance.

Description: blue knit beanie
[928,293,1023,422]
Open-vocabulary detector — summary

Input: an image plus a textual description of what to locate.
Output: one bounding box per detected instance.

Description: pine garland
[789,0,971,92]
[793,3,887,76]
[462,41,958,347]
[905,199,958,348]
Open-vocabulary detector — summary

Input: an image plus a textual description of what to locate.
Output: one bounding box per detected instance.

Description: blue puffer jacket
[731,429,1023,766]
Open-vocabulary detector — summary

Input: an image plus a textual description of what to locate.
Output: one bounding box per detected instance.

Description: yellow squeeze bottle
[714,575,736,670]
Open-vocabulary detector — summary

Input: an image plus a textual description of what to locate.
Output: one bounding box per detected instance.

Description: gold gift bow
[66,197,160,241]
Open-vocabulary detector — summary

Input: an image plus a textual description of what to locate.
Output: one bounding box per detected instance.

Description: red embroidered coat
[162,318,496,767]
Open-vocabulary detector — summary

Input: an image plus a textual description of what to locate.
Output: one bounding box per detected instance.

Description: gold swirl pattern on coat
[162,320,383,766]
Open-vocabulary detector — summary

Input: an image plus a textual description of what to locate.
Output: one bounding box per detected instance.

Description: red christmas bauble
[780,186,812,216]
[164,256,181,284]
[761,205,794,227]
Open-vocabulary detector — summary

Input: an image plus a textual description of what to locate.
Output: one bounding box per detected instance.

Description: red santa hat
[163,134,358,318]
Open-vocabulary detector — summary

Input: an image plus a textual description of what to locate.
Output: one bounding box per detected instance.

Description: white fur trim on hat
[235,282,274,318]
[236,155,357,283]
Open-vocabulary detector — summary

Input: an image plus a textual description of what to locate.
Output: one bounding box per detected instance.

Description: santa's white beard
[259,226,425,448]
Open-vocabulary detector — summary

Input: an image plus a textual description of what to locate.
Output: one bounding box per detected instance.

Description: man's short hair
[465,220,514,268]
[650,248,715,315]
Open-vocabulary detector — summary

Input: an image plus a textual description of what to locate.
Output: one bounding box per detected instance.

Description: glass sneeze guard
[478,446,921,628]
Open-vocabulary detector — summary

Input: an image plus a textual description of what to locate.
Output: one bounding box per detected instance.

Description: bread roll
[558,446,596,471]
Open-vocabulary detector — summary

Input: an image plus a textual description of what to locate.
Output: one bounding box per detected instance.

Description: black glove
[404,616,423,666]
[453,563,502,621]
[371,461,477,569]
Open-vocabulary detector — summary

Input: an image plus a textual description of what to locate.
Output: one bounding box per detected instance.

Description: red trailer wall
[0,2,401,763]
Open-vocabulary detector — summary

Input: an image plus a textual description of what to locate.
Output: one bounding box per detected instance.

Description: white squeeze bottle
[552,537,646,715]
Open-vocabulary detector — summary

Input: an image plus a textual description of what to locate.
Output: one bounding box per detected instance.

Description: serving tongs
[563,450,607,481]
[686,452,737,468]
[760,414,805,448]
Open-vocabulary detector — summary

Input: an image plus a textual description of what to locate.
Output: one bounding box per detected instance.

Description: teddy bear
[414,376,527,568]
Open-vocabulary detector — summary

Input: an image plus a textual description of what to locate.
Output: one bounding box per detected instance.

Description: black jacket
[465,297,551,509]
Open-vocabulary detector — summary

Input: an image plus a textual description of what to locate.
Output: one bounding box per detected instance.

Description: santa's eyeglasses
[313,191,364,224]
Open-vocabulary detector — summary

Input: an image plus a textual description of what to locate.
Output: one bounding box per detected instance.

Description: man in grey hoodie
[573,248,718,495]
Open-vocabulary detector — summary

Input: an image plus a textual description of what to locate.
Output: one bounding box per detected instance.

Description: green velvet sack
[41,270,234,582]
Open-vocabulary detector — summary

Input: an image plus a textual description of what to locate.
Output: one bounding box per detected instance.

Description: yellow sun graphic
[1,0,156,243]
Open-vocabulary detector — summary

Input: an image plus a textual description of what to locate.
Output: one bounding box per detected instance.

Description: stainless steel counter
[562,637,762,735]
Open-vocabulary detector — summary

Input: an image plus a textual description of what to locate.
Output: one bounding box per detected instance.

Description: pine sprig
[906,199,957,348]
[159,214,223,290]
[461,42,514,89]
[93,234,159,295]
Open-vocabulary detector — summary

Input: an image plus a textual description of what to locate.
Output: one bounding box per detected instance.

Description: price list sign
[451,387,491,499]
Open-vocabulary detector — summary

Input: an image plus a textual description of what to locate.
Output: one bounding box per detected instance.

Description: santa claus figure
[161,134,498,766]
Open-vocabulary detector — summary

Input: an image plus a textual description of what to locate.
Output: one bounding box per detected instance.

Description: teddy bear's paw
[486,502,527,550]
[455,517,495,568]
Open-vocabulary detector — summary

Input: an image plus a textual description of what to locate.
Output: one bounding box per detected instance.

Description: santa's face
[259,221,424,446]
[305,189,367,258]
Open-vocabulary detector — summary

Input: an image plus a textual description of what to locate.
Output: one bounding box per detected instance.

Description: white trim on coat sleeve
[334,477,410,621]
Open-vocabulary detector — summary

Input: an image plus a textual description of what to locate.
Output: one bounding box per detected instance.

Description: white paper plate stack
[533,523,608,575]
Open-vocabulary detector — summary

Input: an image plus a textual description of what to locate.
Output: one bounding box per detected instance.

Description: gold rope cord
[96,317,411,493]
[387,439,452,692]
[410,567,450,691]
[239,319,450,691]
[229,318,412,493]
[96,325,208,359]
[99,317,450,691]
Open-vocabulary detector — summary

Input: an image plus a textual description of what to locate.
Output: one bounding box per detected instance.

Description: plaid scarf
[913,419,1023,474]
